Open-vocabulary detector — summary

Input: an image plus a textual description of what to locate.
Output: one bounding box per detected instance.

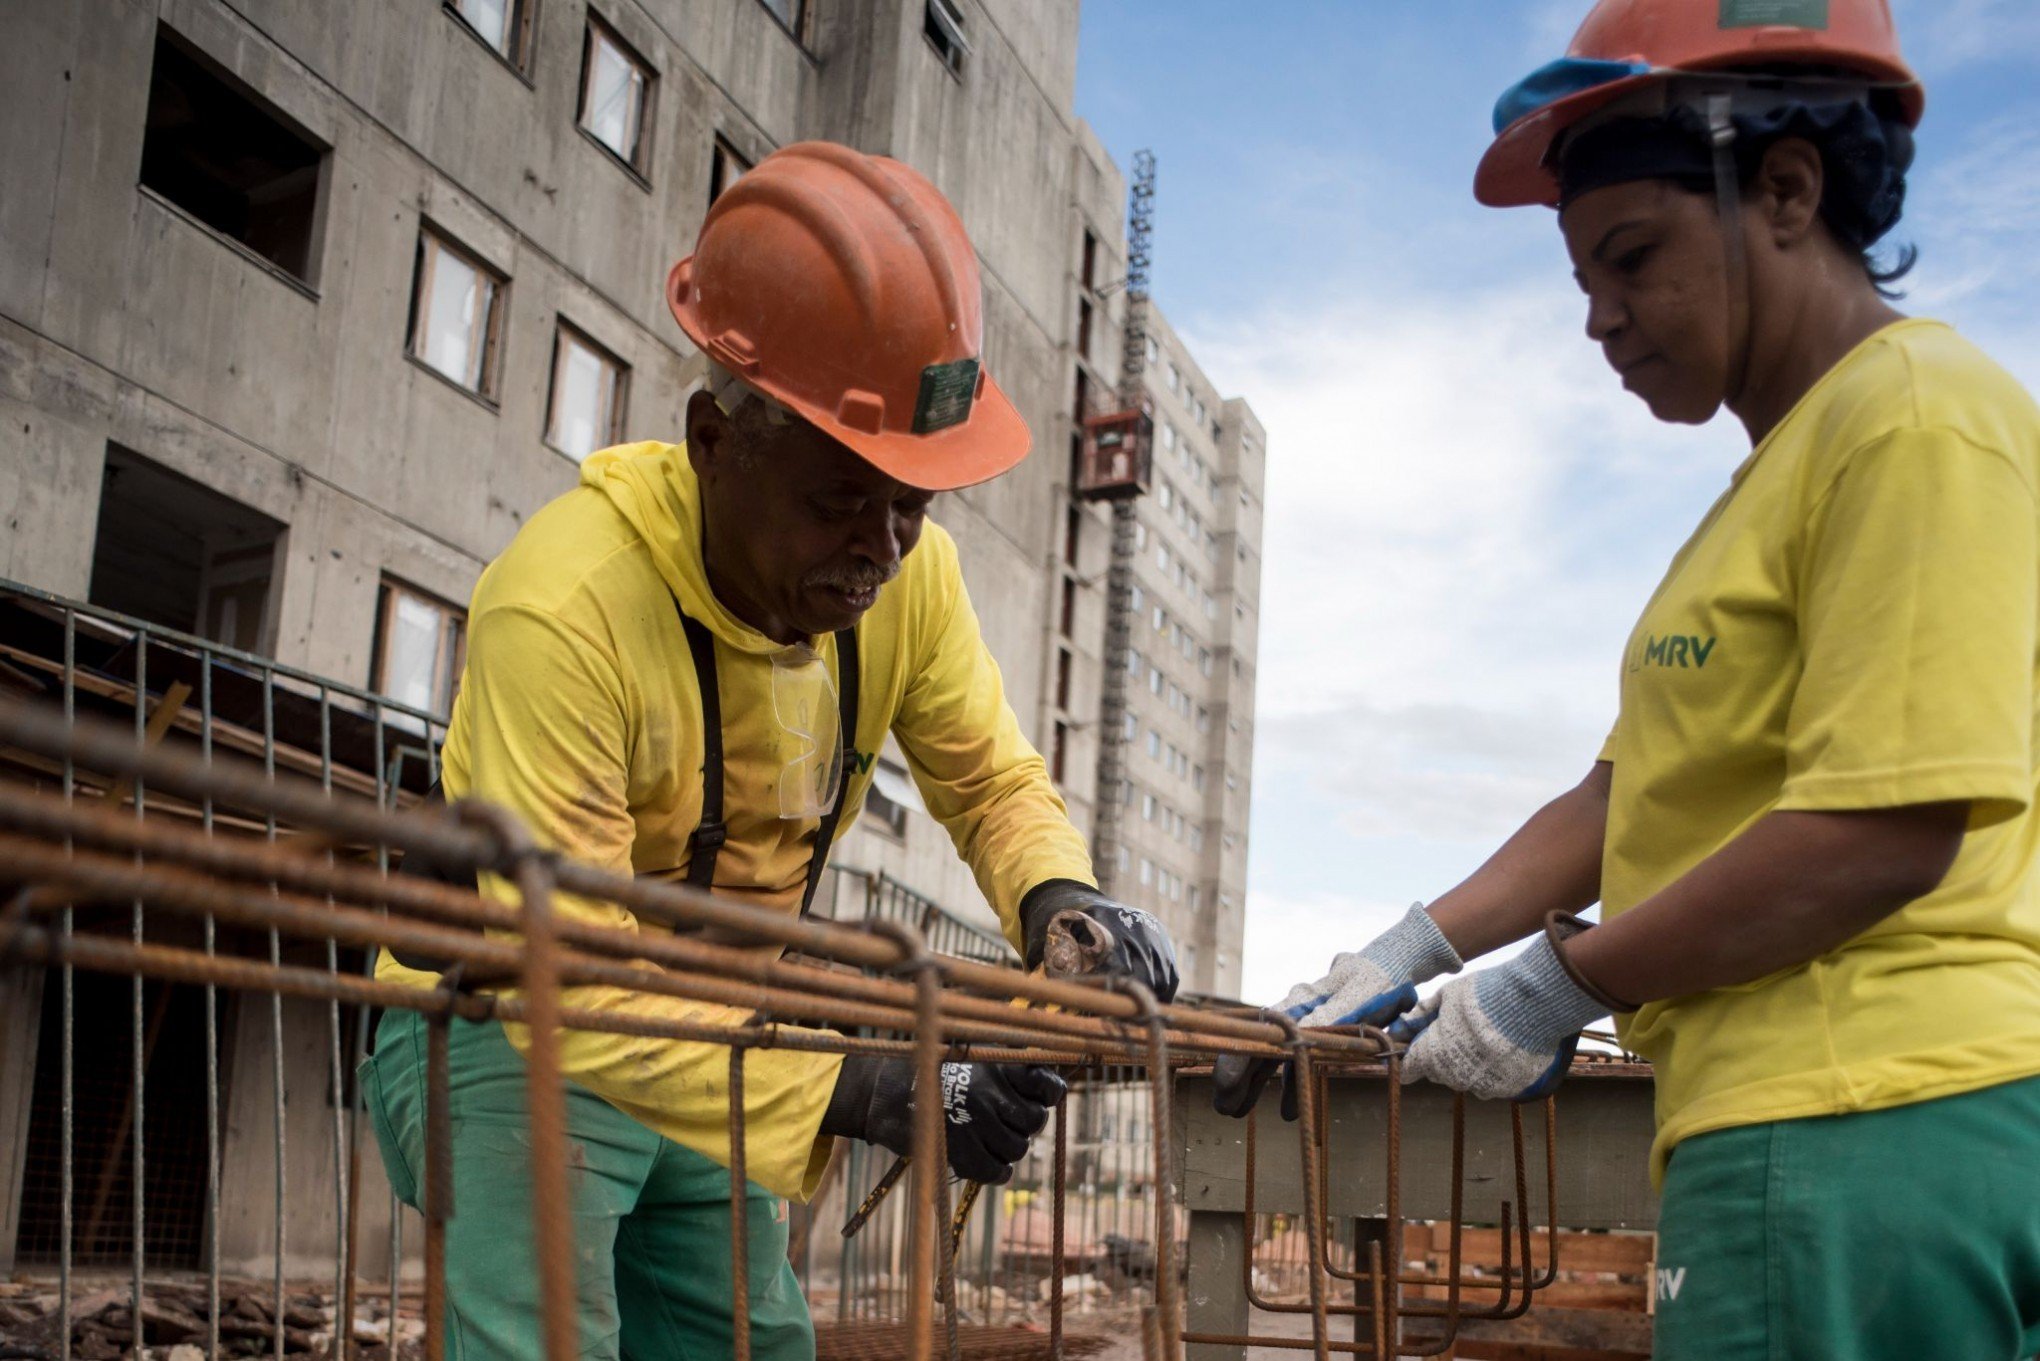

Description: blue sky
[1072,1,2040,1001]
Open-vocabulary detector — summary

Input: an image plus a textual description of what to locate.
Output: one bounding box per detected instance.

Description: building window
[924,0,969,77]
[1123,712,1138,741]
[579,16,654,175]
[1166,362,1181,393]
[546,324,629,461]
[1081,229,1098,291]
[1193,765,1205,791]
[1144,336,1159,365]
[1139,857,1154,887]
[864,757,914,840]
[755,0,811,41]
[1051,720,1069,785]
[372,578,467,723]
[408,228,507,398]
[140,27,327,286]
[709,136,752,207]
[1056,647,1074,711]
[1147,729,1161,758]
[90,444,288,657]
[1077,296,1094,361]
[1060,577,1077,639]
[447,0,533,68]
[1160,422,1176,452]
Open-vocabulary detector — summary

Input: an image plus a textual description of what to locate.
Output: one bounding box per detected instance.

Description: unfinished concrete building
[0,0,1265,1276]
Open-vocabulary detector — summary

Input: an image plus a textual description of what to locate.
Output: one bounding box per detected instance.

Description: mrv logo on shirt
[1628,633,1718,672]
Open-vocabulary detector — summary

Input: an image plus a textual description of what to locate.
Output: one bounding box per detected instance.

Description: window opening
[140,27,326,284]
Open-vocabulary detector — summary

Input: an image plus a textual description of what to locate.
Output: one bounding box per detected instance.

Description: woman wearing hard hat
[1220,2,2040,1355]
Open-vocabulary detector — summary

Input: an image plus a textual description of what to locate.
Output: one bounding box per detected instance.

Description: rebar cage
[0,584,1654,1361]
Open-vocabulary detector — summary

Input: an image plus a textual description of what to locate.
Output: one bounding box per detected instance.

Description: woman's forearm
[1423,762,1612,963]
[1567,802,1969,1006]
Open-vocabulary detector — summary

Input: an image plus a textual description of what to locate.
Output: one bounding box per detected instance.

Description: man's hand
[1212,903,1461,1118]
[821,1056,1068,1183]
[1390,928,1606,1101]
[1020,880,1180,1003]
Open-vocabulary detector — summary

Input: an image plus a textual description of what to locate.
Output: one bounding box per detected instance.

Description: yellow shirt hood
[579,440,784,654]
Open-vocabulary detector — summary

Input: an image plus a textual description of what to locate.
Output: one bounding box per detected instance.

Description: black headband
[1555,101,1913,251]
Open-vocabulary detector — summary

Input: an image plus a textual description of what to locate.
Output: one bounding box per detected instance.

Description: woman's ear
[1753,137,1826,248]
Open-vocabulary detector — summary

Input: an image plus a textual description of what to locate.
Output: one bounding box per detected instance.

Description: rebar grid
[0,694,1585,1360]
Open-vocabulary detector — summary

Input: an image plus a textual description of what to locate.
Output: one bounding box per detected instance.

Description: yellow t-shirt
[376,441,1095,1199]
[1601,320,2040,1186]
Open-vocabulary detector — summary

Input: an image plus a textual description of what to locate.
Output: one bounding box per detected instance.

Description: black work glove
[1019,879,1181,1004]
[820,1055,1068,1184]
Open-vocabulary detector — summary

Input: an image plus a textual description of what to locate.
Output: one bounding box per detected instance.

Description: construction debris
[0,1281,423,1361]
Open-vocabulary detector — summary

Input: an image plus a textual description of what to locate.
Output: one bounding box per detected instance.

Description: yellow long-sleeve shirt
[376,441,1094,1198]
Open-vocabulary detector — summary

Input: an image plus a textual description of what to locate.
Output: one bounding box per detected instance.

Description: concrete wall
[0,0,1266,1270]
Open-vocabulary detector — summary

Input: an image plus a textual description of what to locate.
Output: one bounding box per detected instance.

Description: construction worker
[1218,3,2040,1357]
[359,141,1179,1361]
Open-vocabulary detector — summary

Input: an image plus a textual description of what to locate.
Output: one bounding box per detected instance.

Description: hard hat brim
[1475,73,1658,208]
[1476,59,1924,210]
[670,282,1032,493]
[826,370,1033,493]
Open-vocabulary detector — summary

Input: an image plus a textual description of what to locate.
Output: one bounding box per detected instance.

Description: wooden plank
[1411,1304,1653,1357]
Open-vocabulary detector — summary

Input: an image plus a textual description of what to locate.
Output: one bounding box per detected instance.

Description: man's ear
[1753,137,1825,249]
[685,390,727,478]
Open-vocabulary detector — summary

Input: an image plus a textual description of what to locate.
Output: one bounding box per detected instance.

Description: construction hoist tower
[1074,148,1157,897]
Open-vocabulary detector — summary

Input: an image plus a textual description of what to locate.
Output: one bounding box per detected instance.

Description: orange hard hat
[1477,0,1923,208]
[666,141,1030,492]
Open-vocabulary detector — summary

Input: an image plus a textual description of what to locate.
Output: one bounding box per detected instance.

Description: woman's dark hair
[1559,94,1919,297]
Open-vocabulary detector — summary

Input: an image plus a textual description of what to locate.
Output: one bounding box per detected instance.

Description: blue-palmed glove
[1212,904,1462,1118]
[1390,931,1609,1101]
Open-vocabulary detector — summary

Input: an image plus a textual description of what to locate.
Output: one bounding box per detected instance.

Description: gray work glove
[821,1054,1068,1184]
[1212,904,1461,1118]
[1020,879,1181,1003]
[1389,929,1606,1101]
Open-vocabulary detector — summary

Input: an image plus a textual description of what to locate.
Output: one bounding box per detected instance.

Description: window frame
[545,320,630,462]
[577,12,657,181]
[370,576,469,722]
[406,226,509,404]
[923,0,970,79]
[708,135,753,209]
[444,0,537,77]
[750,0,813,46]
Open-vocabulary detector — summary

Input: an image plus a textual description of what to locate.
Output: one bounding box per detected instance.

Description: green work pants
[360,1009,815,1361]
[1653,1072,2040,1360]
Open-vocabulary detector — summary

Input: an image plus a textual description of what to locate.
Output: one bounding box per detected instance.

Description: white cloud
[1238,889,1413,1004]
[1894,0,2040,74]
[1182,269,1736,858]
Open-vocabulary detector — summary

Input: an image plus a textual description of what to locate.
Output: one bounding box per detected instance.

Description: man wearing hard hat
[360,141,1179,1361]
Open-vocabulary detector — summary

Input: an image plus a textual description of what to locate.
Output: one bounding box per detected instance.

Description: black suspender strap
[802,626,860,916]
[678,612,728,891]
[675,608,860,913]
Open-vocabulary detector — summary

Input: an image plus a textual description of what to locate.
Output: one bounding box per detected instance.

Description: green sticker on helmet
[913,357,979,434]
[1719,0,1828,28]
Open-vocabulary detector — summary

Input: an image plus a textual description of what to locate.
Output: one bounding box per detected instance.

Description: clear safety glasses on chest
[766,640,845,821]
